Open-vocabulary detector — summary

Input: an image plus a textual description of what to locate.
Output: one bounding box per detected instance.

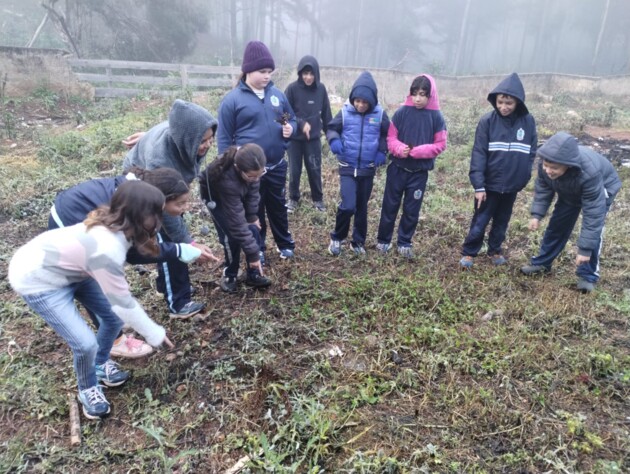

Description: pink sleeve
[409,130,448,159]
[387,122,408,157]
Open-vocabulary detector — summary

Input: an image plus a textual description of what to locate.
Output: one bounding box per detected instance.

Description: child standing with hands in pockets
[376,74,447,258]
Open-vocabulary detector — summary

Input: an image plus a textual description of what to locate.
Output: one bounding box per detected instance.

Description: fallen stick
[68,393,81,446]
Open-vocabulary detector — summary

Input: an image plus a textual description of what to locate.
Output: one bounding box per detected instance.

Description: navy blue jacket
[469,73,537,194]
[326,71,390,177]
[532,132,621,256]
[217,79,297,166]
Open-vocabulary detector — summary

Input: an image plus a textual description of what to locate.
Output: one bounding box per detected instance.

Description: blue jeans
[21,279,124,391]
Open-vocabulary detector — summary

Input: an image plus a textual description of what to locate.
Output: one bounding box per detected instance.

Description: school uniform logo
[270,95,280,107]
[368,117,381,125]
[516,128,525,141]
[414,189,423,200]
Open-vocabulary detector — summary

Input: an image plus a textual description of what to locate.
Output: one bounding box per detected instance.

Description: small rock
[391,350,403,365]
[176,351,184,356]
[365,335,378,347]
[176,384,187,393]
[165,353,177,362]
[200,225,210,236]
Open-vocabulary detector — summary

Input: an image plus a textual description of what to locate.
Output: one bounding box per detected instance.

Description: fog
[2,0,629,76]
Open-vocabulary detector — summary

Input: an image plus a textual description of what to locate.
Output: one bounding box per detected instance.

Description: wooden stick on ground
[68,393,81,446]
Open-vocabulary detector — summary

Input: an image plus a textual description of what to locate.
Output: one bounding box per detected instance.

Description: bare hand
[192,242,220,263]
[401,145,411,158]
[161,335,174,349]
[122,131,145,149]
[575,254,590,266]
[282,123,293,139]
[252,219,262,230]
[528,218,540,231]
[249,260,264,276]
[475,191,487,210]
[302,122,311,140]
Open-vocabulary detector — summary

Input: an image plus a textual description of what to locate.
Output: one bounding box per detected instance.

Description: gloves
[375,151,387,167]
[177,243,202,263]
[329,139,344,155]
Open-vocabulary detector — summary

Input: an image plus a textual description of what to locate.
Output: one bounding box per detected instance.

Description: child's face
[246,68,273,90]
[197,128,214,157]
[353,98,370,114]
[542,160,569,180]
[411,90,429,109]
[496,95,517,116]
[301,70,315,86]
[164,192,190,216]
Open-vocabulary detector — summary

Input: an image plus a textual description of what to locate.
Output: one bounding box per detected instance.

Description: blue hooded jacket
[469,73,537,193]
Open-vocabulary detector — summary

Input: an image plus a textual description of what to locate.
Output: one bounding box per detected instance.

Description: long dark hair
[85,180,164,257]
[199,144,266,201]
[126,166,189,202]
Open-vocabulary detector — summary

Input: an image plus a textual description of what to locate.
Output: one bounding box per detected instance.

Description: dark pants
[462,191,518,257]
[531,199,609,283]
[377,164,428,247]
[331,174,374,247]
[258,159,295,252]
[288,138,324,202]
[211,205,263,278]
[156,229,191,313]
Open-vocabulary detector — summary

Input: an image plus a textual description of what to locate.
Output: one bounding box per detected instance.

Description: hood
[349,71,378,113]
[537,132,581,169]
[487,72,529,116]
[403,74,441,110]
[297,55,320,86]
[168,100,218,162]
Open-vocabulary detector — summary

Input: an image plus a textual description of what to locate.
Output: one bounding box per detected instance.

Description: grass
[0,90,629,473]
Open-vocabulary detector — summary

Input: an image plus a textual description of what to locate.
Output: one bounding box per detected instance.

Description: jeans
[377,165,428,247]
[462,191,518,257]
[287,138,324,202]
[21,279,124,391]
[331,174,374,247]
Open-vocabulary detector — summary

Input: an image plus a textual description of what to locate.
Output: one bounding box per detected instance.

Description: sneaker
[520,264,550,276]
[245,270,272,288]
[95,359,130,387]
[352,244,366,255]
[490,254,507,266]
[278,248,294,259]
[220,276,238,293]
[398,246,414,259]
[376,242,391,254]
[287,199,298,213]
[169,301,206,319]
[109,334,153,359]
[460,256,474,269]
[577,278,595,293]
[77,385,110,420]
[313,201,326,212]
[328,239,341,256]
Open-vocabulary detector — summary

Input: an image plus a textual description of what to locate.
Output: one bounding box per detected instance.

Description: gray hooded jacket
[531,132,621,255]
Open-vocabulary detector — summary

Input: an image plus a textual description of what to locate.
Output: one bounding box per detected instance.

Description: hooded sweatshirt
[531,131,621,255]
[469,73,537,193]
[387,74,447,172]
[326,71,390,176]
[284,55,333,142]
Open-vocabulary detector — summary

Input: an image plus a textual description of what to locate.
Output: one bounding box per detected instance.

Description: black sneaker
[169,301,206,319]
[220,276,238,293]
[245,271,272,288]
[520,264,550,276]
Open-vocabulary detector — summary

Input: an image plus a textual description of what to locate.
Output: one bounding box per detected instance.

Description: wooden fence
[68,58,241,98]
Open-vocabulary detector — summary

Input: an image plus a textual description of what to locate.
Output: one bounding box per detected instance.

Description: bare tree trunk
[592,0,611,72]
[453,0,472,75]
[25,13,49,48]
[354,0,364,66]
[230,0,238,65]
[41,2,81,57]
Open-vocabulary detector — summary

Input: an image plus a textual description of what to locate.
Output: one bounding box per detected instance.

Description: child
[124,99,217,318]
[48,167,204,358]
[376,74,447,258]
[9,181,174,420]
[199,144,271,293]
[326,71,390,256]
[460,72,537,268]
[521,131,621,293]
[284,55,333,212]
[217,40,297,261]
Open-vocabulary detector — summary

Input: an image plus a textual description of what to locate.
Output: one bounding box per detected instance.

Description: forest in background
[1,0,629,76]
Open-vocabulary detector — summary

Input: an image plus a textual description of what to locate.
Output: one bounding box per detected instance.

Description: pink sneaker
[109,334,153,359]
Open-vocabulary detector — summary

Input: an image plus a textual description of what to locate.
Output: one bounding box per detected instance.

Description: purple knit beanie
[241,41,275,73]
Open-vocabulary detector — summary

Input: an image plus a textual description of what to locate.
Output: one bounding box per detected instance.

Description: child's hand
[475,191,486,209]
[122,131,145,149]
[575,254,590,266]
[375,152,387,167]
[192,242,220,263]
[161,335,174,349]
[401,145,411,158]
[302,122,311,140]
[251,219,262,230]
[282,123,293,138]
[329,139,343,155]
[249,260,264,276]
[528,218,540,231]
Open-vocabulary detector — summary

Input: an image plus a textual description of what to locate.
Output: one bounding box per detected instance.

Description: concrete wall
[0,46,93,99]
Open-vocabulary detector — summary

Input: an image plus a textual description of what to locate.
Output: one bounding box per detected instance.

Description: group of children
[8,40,621,421]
